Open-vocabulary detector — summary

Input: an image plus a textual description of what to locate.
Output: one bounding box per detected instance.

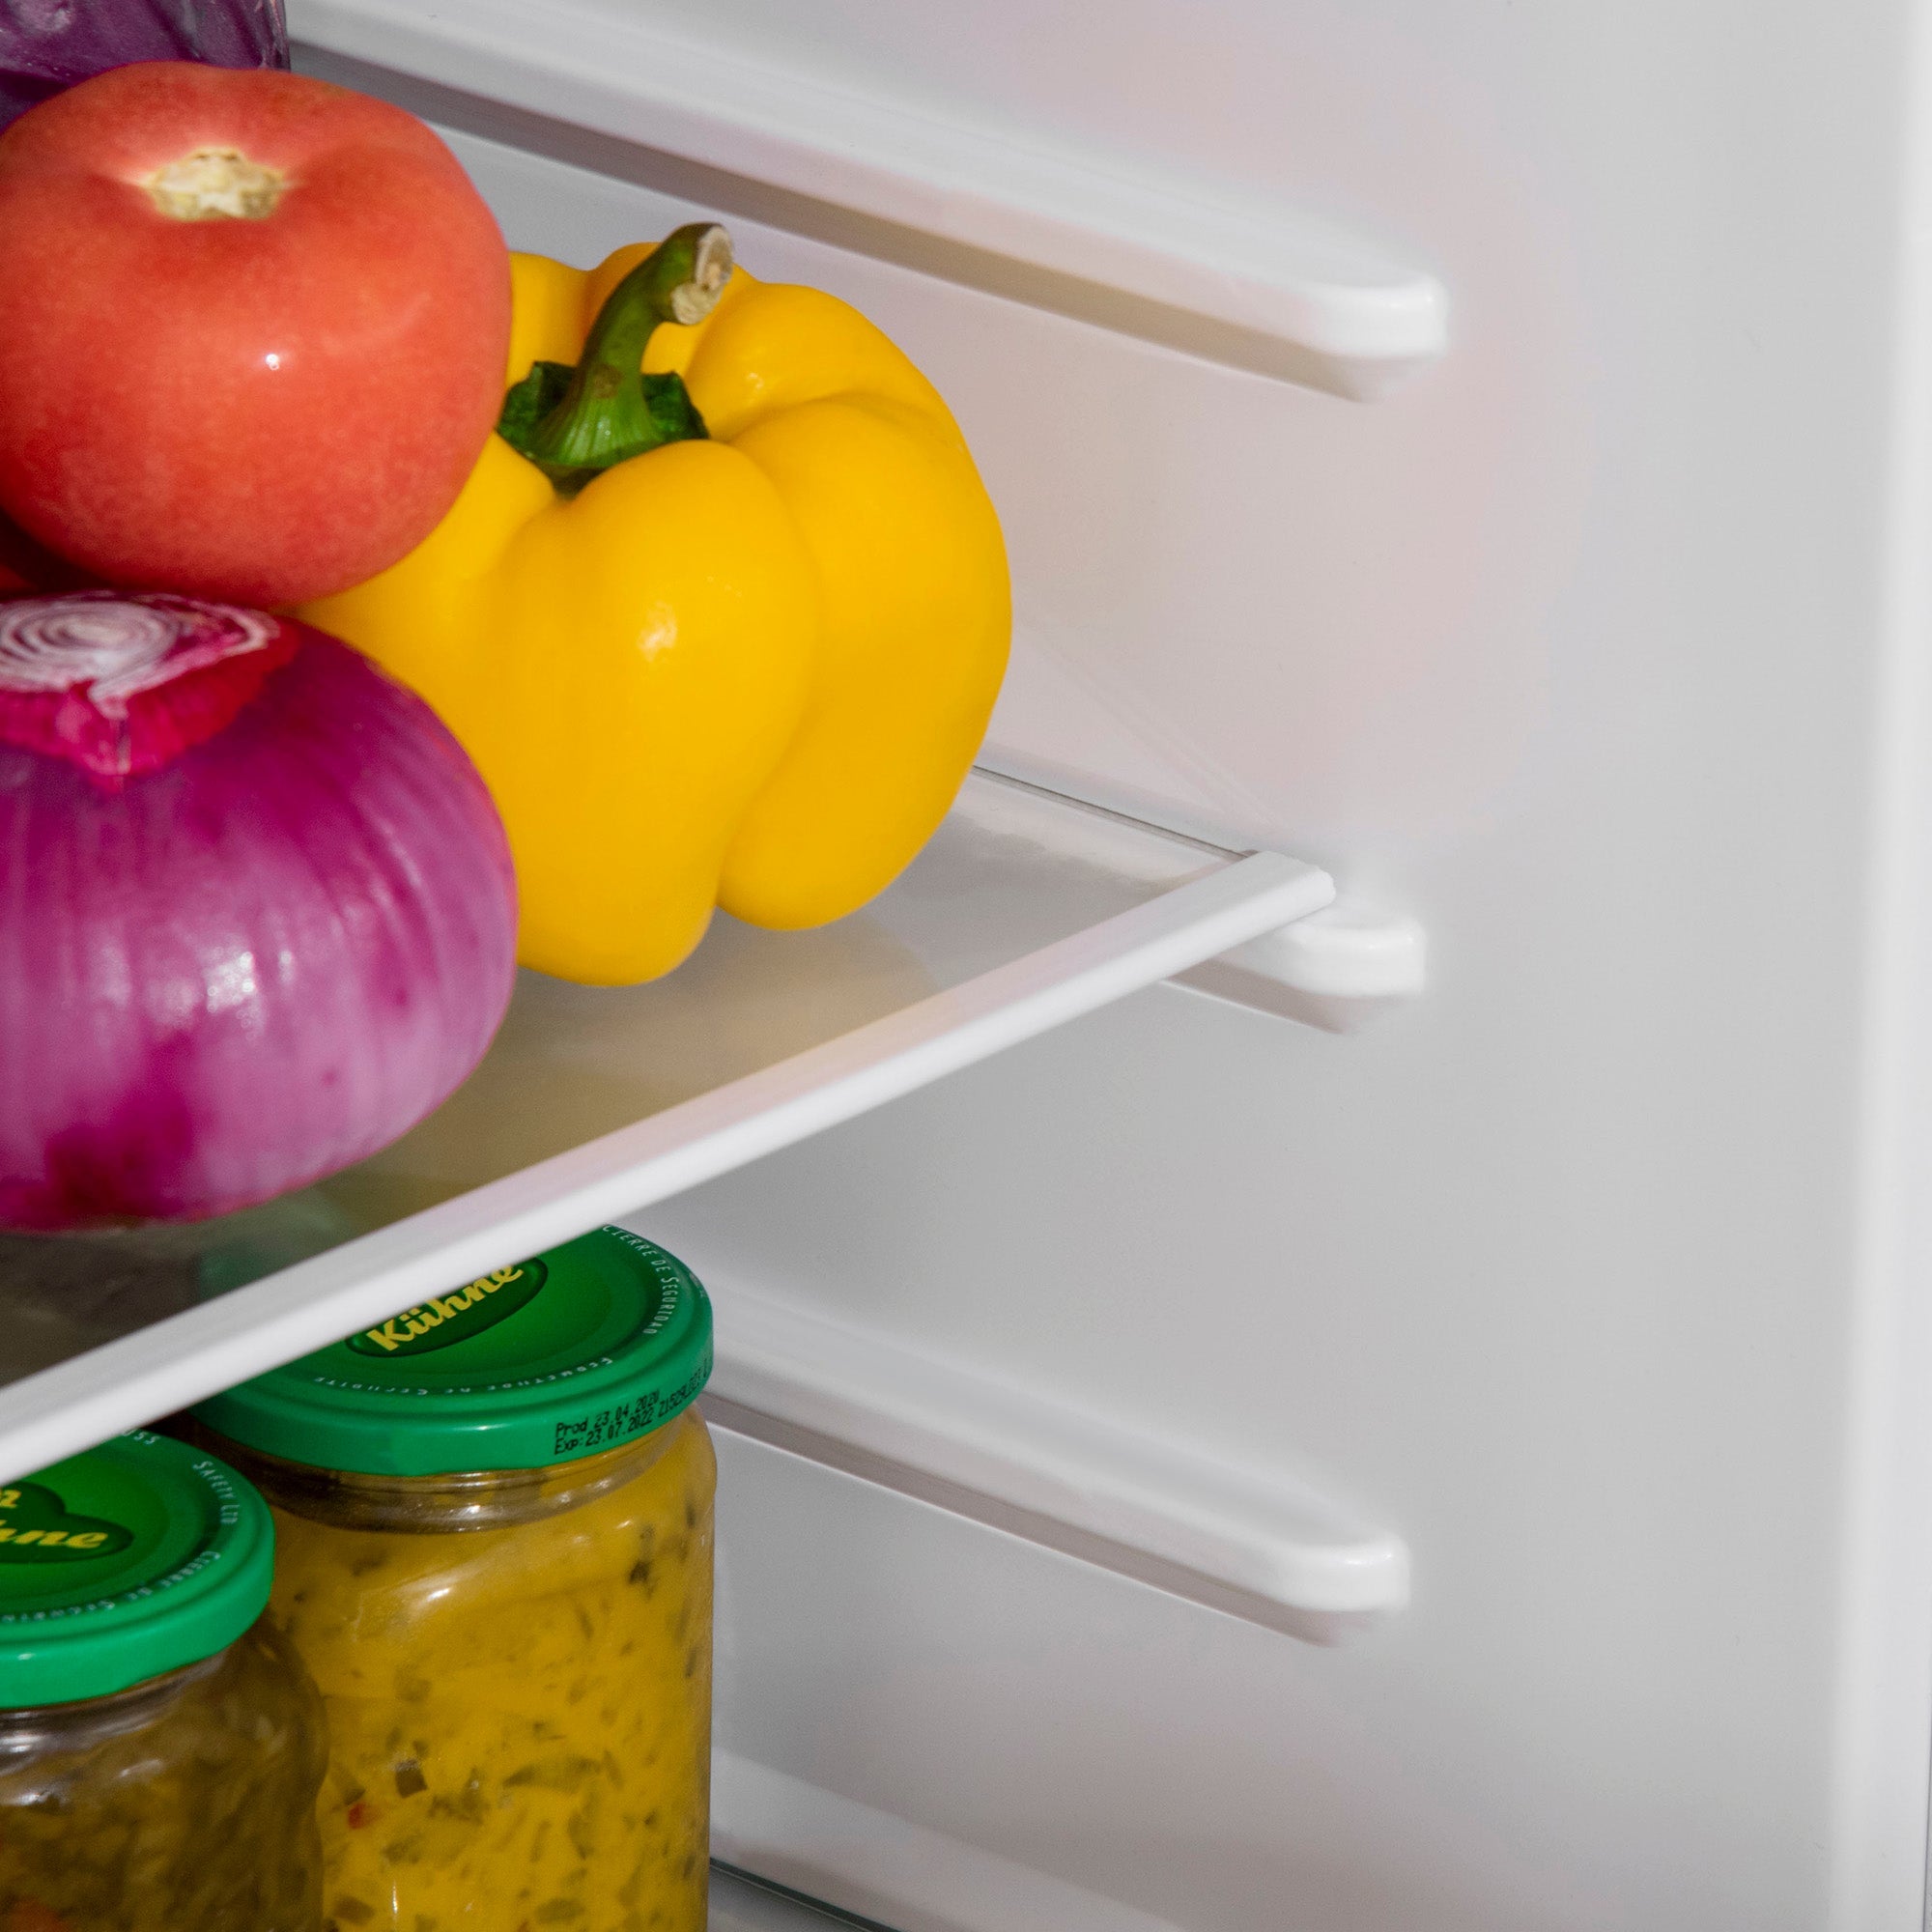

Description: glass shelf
[0,772,1330,1482]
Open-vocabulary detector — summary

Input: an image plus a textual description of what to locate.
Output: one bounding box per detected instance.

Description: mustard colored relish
[0,1624,326,1932]
[191,1228,719,1932]
[264,1415,714,1932]
[0,1435,323,1931]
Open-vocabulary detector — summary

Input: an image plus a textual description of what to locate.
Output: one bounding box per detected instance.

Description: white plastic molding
[712,1754,1192,1932]
[961,770,1429,1031]
[703,1279,1409,1643]
[1177,900,1428,1032]
[286,0,1448,400]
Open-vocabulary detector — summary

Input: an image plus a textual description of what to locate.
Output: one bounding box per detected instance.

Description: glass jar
[195,1226,716,1932]
[0,1431,326,1931]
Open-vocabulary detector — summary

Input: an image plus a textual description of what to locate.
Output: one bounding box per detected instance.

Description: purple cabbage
[0,0,288,132]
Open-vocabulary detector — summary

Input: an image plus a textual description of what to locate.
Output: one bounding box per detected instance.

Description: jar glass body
[0,1617,327,1931]
[218,1409,716,1932]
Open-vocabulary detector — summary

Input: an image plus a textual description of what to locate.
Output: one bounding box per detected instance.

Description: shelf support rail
[705,1281,1409,1644]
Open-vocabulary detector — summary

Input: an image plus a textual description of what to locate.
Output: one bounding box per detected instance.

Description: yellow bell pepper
[299,225,1010,985]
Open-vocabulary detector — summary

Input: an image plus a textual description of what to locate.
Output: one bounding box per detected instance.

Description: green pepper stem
[520,223,733,482]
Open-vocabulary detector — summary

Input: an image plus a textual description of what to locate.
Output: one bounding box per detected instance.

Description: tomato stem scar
[145,149,286,221]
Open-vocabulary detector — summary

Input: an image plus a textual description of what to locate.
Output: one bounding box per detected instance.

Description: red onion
[0,592,516,1230]
[0,1,288,132]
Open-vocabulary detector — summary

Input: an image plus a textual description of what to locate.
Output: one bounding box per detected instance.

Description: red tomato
[0,63,510,606]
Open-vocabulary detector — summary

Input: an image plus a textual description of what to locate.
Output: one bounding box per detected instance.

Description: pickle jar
[194,1225,717,1932]
[0,1430,326,1932]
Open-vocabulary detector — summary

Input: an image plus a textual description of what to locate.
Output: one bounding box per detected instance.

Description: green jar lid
[194,1227,713,1478]
[0,1432,274,1710]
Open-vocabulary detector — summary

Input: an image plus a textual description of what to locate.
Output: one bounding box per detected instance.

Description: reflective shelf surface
[0,772,1330,1480]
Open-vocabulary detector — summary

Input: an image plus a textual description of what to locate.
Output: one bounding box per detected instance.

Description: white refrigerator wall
[303,0,1932,1923]
[606,2,1932,1928]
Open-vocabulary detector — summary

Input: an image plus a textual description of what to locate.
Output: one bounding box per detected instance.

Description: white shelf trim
[705,1282,1407,1642]
[1177,900,1428,1032]
[0,849,1330,1484]
[714,1753,1187,1932]
[287,0,1447,400]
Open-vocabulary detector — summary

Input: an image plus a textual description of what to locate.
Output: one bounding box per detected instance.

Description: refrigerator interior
[8,1,1932,1928]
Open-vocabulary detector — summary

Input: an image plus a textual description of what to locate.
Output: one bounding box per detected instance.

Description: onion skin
[0,0,287,133]
[0,613,516,1229]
